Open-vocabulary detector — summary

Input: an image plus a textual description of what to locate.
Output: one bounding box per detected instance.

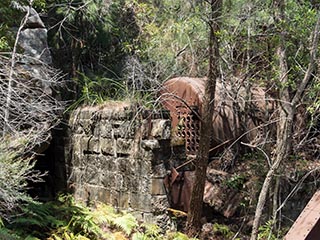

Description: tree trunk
[186,0,222,236]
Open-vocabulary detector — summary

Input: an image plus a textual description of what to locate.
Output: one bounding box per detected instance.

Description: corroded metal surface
[160,77,274,152]
[176,105,200,154]
[160,77,205,129]
[284,191,320,240]
[160,77,238,152]
[164,168,194,212]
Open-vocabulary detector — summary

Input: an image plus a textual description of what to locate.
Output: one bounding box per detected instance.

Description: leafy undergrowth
[0,195,197,240]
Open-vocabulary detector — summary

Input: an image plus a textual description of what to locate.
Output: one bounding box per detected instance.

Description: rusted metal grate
[176,106,200,155]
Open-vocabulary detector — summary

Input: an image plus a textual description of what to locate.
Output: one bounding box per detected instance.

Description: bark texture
[186,0,222,236]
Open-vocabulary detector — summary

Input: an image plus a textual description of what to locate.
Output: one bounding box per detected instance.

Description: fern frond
[166,232,198,240]
[113,231,128,240]
[132,232,149,240]
[91,203,118,225]
[141,223,161,237]
[113,213,138,236]
[0,227,21,240]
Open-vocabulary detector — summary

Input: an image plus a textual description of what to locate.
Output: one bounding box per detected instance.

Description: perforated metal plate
[176,105,200,154]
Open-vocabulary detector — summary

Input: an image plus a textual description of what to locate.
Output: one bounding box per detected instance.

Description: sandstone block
[101,171,112,188]
[124,174,139,192]
[138,158,152,174]
[152,164,167,178]
[142,213,154,223]
[78,119,94,135]
[86,137,100,153]
[68,167,84,183]
[84,163,100,185]
[79,109,94,120]
[100,108,114,119]
[72,135,83,155]
[139,176,151,193]
[139,194,152,212]
[71,153,82,166]
[116,138,133,155]
[151,119,171,140]
[99,120,113,138]
[100,105,133,120]
[73,183,89,202]
[141,140,160,150]
[152,196,170,213]
[130,193,140,210]
[100,138,115,156]
[103,156,118,173]
[112,121,135,138]
[119,158,136,176]
[119,192,130,209]
[110,190,120,208]
[141,119,151,139]
[73,125,85,134]
[151,178,166,195]
[98,188,111,203]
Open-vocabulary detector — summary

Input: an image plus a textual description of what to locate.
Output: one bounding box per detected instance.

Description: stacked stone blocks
[68,102,172,224]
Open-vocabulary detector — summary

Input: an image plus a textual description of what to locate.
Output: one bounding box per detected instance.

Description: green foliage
[2,194,201,240]
[258,220,288,240]
[258,220,277,240]
[0,138,43,221]
[0,0,22,50]
[5,194,101,239]
[71,73,127,107]
[212,223,235,239]
[0,228,22,240]
[90,203,138,236]
[113,214,138,236]
[0,0,47,50]
[166,232,198,240]
[131,0,207,79]
[131,223,161,240]
[47,0,139,77]
[0,35,10,51]
[224,174,246,190]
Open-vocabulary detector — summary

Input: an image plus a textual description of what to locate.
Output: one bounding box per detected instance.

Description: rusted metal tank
[160,77,274,213]
[160,77,272,154]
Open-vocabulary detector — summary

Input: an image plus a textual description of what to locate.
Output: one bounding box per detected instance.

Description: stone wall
[67,102,174,226]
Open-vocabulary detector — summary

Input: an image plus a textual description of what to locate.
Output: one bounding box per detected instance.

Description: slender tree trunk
[250,4,320,239]
[250,1,292,239]
[186,0,222,236]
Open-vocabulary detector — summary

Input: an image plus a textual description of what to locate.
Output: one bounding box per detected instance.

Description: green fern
[0,227,21,240]
[113,213,138,236]
[132,232,149,240]
[166,232,198,240]
[141,223,161,238]
[258,220,277,240]
[90,203,118,225]
[212,223,234,239]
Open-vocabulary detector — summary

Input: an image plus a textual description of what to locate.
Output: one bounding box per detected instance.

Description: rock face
[67,102,173,228]
[18,7,52,64]
[14,6,54,97]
